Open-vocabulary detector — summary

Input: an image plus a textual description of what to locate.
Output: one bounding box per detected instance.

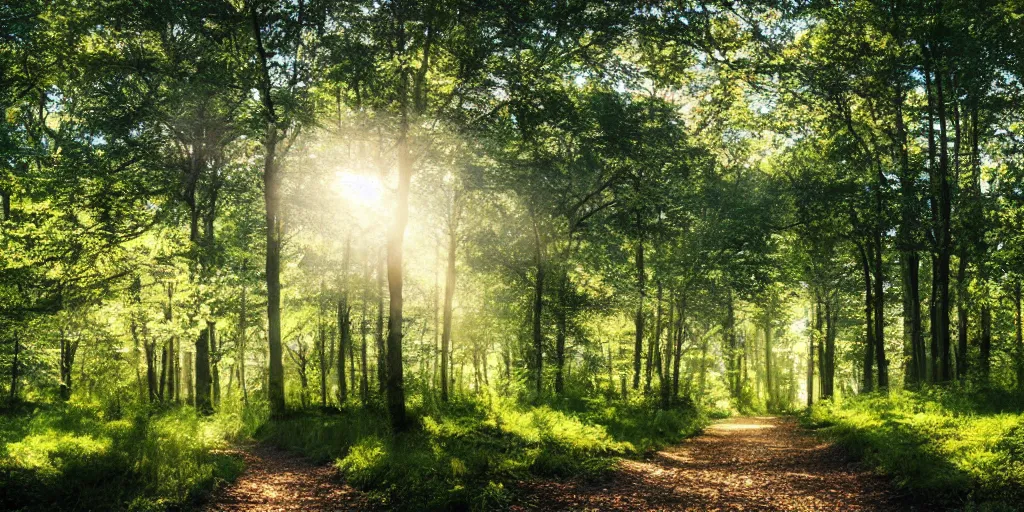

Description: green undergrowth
[0,399,255,511]
[258,393,707,510]
[804,388,1024,510]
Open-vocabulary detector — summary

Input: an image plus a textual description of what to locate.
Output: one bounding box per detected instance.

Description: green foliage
[0,400,247,511]
[805,389,1024,508]
[257,394,706,510]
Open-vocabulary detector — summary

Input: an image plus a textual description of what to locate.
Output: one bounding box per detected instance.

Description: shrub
[257,394,706,510]
[805,389,1024,509]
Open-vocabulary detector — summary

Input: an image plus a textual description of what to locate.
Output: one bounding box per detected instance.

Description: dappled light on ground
[205,444,366,511]
[712,422,777,431]
[518,416,903,511]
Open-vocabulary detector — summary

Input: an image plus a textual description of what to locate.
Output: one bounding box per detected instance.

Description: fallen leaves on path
[516,416,908,511]
[204,444,368,511]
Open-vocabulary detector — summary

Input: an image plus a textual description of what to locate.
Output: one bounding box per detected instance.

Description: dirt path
[518,416,905,511]
[207,417,902,511]
[204,444,367,511]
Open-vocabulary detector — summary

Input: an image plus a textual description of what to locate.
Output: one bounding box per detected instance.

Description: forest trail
[206,417,903,511]
[204,444,367,511]
[519,416,904,511]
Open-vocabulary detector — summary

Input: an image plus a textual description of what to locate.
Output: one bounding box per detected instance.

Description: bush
[0,400,246,511]
[257,394,706,510]
[805,388,1024,509]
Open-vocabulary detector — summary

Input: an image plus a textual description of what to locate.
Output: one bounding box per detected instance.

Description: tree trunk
[441,193,461,401]
[923,48,941,384]
[59,333,76,401]
[185,351,195,405]
[653,281,663,385]
[822,296,836,399]
[339,237,351,405]
[935,58,954,383]
[211,322,221,407]
[433,244,440,390]
[661,287,673,409]
[159,344,168,401]
[554,275,568,395]
[981,299,991,380]
[956,253,969,380]
[633,230,645,390]
[672,296,685,402]
[1015,281,1024,391]
[764,322,774,407]
[375,247,386,393]
[807,298,819,408]
[532,259,545,396]
[250,3,285,417]
[195,324,213,414]
[872,237,888,389]
[360,253,370,405]
[385,64,413,429]
[894,80,926,389]
[145,339,158,402]
[859,244,875,393]
[239,279,248,404]
[319,322,328,408]
[726,291,738,399]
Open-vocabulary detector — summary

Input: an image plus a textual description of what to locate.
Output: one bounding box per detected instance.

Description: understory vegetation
[806,388,1024,509]
[0,400,253,511]
[1,393,705,511]
[258,393,705,510]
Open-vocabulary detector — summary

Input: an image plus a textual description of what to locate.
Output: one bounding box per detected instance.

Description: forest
[3,0,1024,510]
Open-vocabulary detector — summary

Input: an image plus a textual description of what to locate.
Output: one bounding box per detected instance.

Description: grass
[804,387,1024,510]
[0,399,253,511]
[0,391,705,511]
[258,391,707,510]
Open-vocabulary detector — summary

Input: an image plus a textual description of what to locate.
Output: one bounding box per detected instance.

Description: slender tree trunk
[661,287,673,408]
[1015,281,1024,390]
[956,254,969,380]
[159,344,168,401]
[251,3,285,417]
[764,321,774,408]
[319,321,328,408]
[672,296,685,402]
[822,296,836,399]
[633,227,645,390]
[698,326,708,400]
[894,80,926,388]
[210,326,221,407]
[195,324,212,413]
[376,247,386,393]
[807,299,818,408]
[145,339,158,402]
[860,244,875,393]
[433,244,439,390]
[385,60,414,429]
[360,253,370,405]
[185,351,195,405]
[934,56,954,383]
[923,48,941,384]
[59,333,75,401]
[981,298,991,380]
[441,192,461,401]
[654,281,663,385]
[339,237,351,405]
[239,280,248,404]
[726,291,738,399]
[554,274,568,395]
[872,237,888,389]
[532,258,545,397]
